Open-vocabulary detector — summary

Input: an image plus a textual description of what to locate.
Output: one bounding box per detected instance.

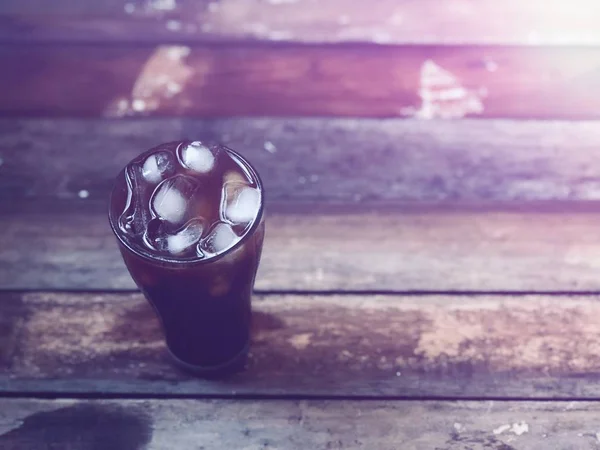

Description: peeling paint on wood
[106,45,193,117]
[288,333,312,350]
[403,60,485,119]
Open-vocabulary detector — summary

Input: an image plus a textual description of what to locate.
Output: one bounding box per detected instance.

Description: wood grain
[4,118,600,207]
[1,0,599,46]
[4,292,600,398]
[1,45,600,119]
[3,209,600,292]
[1,399,600,449]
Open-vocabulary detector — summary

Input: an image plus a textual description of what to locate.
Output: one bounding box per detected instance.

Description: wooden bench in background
[2,1,600,448]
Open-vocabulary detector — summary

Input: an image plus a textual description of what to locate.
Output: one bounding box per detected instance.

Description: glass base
[167,342,249,378]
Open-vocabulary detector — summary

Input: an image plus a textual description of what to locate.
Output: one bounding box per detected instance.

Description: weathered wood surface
[1,399,600,450]
[2,45,600,119]
[1,0,599,46]
[4,118,600,207]
[3,209,600,292]
[4,292,600,398]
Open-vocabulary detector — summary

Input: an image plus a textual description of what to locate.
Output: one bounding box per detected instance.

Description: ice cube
[151,175,198,224]
[180,141,215,173]
[221,171,251,214]
[167,221,204,254]
[145,218,204,255]
[200,223,239,255]
[118,164,151,237]
[223,185,261,224]
[142,151,175,184]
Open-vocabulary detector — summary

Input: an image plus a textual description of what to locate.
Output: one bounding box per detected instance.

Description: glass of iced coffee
[108,141,264,377]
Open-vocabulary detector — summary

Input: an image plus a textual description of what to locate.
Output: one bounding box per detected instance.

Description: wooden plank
[1,399,600,450]
[4,118,600,207]
[1,0,599,46]
[1,45,600,119]
[3,209,600,292]
[4,292,600,398]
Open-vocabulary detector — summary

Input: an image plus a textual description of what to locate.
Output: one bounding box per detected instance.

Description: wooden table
[3,1,600,448]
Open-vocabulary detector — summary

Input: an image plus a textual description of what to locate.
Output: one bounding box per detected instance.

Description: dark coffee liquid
[109,142,264,374]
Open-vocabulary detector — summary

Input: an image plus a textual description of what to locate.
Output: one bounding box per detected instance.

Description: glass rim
[108,143,265,267]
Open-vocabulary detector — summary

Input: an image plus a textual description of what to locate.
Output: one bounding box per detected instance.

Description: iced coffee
[108,141,265,376]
